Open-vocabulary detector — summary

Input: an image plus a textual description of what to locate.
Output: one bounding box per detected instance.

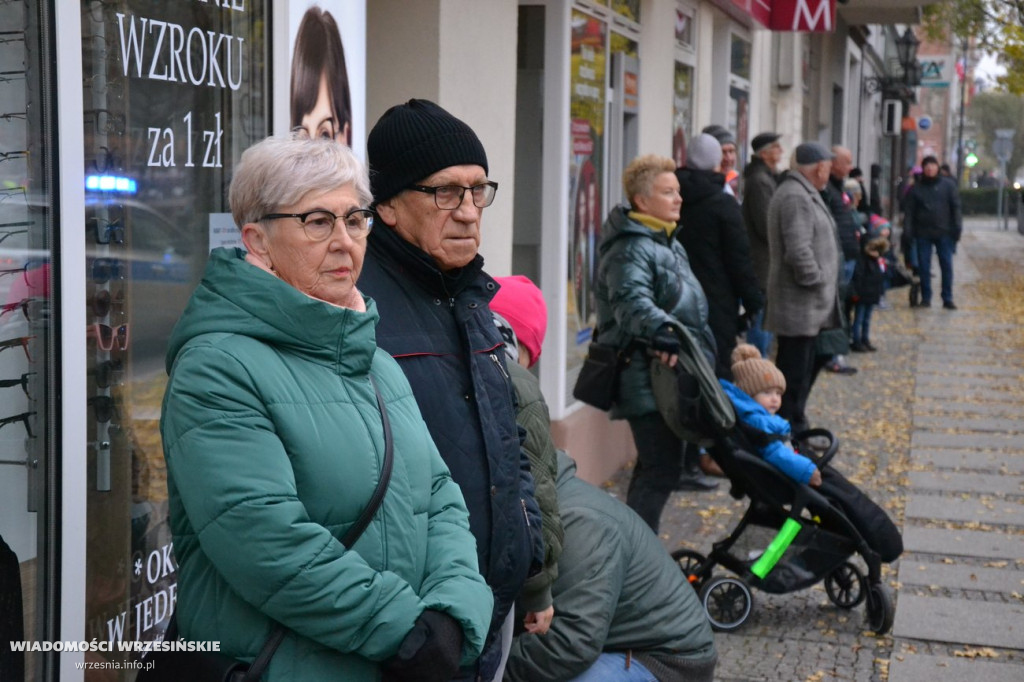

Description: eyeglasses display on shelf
[89,359,122,390]
[91,257,125,284]
[0,410,35,437]
[0,260,48,284]
[0,111,26,121]
[87,323,130,352]
[0,335,33,360]
[89,289,124,318]
[0,297,43,322]
[88,395,117,424]
[0,371,34,397]
[89,216,125,244]
[0,150,27,163]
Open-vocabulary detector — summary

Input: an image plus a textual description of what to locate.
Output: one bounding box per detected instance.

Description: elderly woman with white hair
[159,135,493,682]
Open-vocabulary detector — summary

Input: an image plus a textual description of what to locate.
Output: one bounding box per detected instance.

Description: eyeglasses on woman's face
[260,208,374,241]
[408,181,498,210]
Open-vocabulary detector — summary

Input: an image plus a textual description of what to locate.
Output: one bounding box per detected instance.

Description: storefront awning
[729,0,940,31]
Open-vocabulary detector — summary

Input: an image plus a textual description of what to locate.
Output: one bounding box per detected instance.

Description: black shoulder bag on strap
[138,375,395,682]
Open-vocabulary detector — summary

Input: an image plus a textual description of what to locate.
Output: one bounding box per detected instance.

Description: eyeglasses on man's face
[260,208,374,242]
[408,181,498,210]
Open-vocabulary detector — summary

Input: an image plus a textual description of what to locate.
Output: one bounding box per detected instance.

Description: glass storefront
[0,0,57,679]
[79,0,268,674]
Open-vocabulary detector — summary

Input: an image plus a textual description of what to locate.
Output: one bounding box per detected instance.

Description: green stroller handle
[751,518,801,579]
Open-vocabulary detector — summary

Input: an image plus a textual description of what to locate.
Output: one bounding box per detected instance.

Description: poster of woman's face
[289,3,365,157]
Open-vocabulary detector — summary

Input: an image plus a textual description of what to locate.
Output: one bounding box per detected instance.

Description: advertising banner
[567,10,606,398]
[286,2,366,159]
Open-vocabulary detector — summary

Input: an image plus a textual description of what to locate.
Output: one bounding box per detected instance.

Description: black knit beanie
[367,99,488,204]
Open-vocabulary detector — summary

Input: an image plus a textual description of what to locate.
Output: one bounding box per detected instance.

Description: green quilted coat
[160,248,493,681]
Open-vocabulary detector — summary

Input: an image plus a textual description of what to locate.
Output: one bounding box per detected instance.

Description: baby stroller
[670,426,896,635]
[647,324,898,636]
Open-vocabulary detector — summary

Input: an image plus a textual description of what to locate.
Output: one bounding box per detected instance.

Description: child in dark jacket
[720,345,903,563]
[850,235,890,352]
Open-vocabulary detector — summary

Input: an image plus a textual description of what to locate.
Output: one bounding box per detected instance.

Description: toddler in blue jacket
[719,344,822,488]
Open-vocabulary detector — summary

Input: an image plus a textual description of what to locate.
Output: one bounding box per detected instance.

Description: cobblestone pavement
[603,217,1024,681]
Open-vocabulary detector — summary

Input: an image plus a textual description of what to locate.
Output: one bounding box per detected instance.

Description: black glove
[650,324,681,355]
[381,610,464,682]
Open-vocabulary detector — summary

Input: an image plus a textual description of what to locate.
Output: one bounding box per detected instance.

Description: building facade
[1,1,931,679]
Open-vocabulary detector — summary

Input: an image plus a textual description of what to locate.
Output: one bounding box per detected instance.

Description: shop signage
[768,0,836,32]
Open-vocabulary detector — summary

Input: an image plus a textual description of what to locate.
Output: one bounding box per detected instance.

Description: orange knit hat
[731,344,786,396]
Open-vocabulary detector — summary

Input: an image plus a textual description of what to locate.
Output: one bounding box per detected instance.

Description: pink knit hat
[491,275,547,368]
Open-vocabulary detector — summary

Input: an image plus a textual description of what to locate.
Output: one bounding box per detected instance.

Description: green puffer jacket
[595,206,714,420]
[160,248,493,681]
[508,362,563,614]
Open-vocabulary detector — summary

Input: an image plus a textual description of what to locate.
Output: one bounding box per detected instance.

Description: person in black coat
[904,155,963,308]
[675,133,764,379]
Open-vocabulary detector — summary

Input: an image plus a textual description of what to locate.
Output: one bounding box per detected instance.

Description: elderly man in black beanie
[358,99,544,682]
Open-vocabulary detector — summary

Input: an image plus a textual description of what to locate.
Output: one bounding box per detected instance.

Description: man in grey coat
[765,142,842,434]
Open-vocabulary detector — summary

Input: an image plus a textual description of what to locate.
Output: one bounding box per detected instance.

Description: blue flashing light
[86,174,137,194]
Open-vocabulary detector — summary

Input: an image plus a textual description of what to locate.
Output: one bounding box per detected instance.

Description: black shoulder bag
[572,330,630,411]
[138,376,395,682]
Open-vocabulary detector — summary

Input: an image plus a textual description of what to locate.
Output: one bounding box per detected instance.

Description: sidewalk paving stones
[918,449,1024,474]
[915,385,1024,402]
[914,415,1024,433]
[897,561,1024,593]
[902,526,1024,559]
[892,595,1024,648]
[909,470,1024,495]
[890,654,1024,682]
[905,494,1024,525]
[912,431,1024,450]
[915,401,1022,417]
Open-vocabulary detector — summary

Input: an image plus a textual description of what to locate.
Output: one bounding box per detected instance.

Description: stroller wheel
[825,561,866,609]
[699,575,753,632]
[866,582,895,635]
[671,548,708,590]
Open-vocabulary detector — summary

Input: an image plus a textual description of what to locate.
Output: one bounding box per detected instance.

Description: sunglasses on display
[87,323,129,352]
[0,297,43,322]
[88,395,117,424]
[91,258,125,284]
[0,371,34,397]
[0,260,46,285]
[89,359,123,390]
[0,335,33,361]
[89,216,125,245]
[89,289,124,318]
[0,410,35,438]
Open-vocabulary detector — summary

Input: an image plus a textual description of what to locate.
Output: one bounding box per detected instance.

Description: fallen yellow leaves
[953,646,1000,659]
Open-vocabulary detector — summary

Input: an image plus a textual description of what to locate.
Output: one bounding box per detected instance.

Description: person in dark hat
[741,131,783,357]
[702,124,739,197]
[764,142,842,434]
[358,99,545,682]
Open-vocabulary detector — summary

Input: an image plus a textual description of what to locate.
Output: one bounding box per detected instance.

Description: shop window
[675,4,694,49]
[0,0,57,679]
[730,34,752,81]
[673,62,694,167]
[80,0,268,668]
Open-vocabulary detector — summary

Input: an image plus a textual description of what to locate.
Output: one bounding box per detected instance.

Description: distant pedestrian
[904,155,962,309]
[765,142,842,435]
[850,235,890,352]
[702,124,739,198]
[742,131,783,357]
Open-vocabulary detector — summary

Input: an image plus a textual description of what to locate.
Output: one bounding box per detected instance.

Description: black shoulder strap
[168,374,396,682]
